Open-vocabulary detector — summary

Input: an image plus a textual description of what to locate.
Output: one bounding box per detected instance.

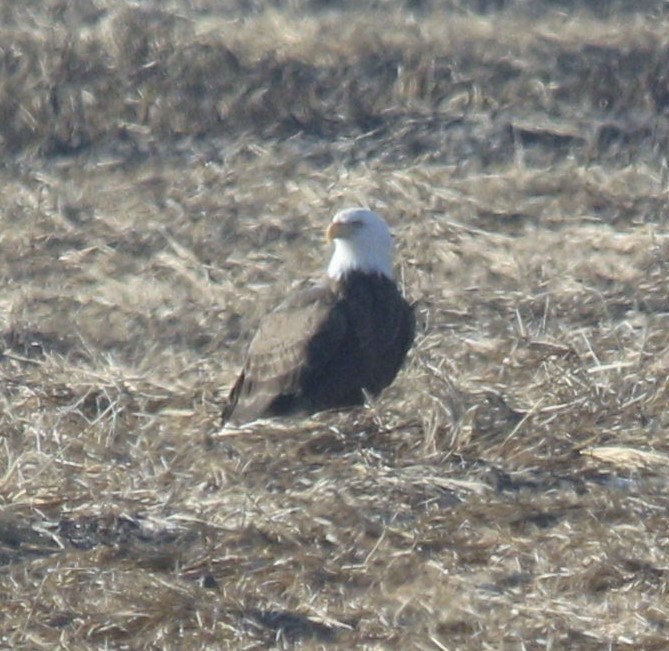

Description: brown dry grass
[3,0,669,648]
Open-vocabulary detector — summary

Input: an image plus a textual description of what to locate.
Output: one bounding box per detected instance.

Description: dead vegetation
[2,0,669,648]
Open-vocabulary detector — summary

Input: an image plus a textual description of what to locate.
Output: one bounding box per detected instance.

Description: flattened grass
[2,1,669,648]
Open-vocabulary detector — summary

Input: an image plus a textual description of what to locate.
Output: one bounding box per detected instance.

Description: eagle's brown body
[222,271,414,423]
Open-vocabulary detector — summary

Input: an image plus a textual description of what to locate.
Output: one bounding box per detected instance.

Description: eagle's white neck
[327,239,394,281]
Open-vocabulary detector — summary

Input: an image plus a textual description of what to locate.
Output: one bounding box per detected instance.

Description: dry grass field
[3,0,669,648]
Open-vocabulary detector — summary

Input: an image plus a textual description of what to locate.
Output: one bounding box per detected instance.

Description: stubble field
[2,1,669,648]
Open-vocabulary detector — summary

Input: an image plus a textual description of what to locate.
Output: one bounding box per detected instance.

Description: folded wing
[222,283,347,423]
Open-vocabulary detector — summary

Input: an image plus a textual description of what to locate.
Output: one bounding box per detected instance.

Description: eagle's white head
[326,208,395,281]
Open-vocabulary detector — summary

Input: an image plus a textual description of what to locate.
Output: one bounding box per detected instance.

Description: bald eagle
[222,208,415,424]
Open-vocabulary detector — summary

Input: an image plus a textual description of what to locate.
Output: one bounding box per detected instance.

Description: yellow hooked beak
[326,221,356,243]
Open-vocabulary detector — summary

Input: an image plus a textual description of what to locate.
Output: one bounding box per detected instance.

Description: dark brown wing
[222,282,348,423]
